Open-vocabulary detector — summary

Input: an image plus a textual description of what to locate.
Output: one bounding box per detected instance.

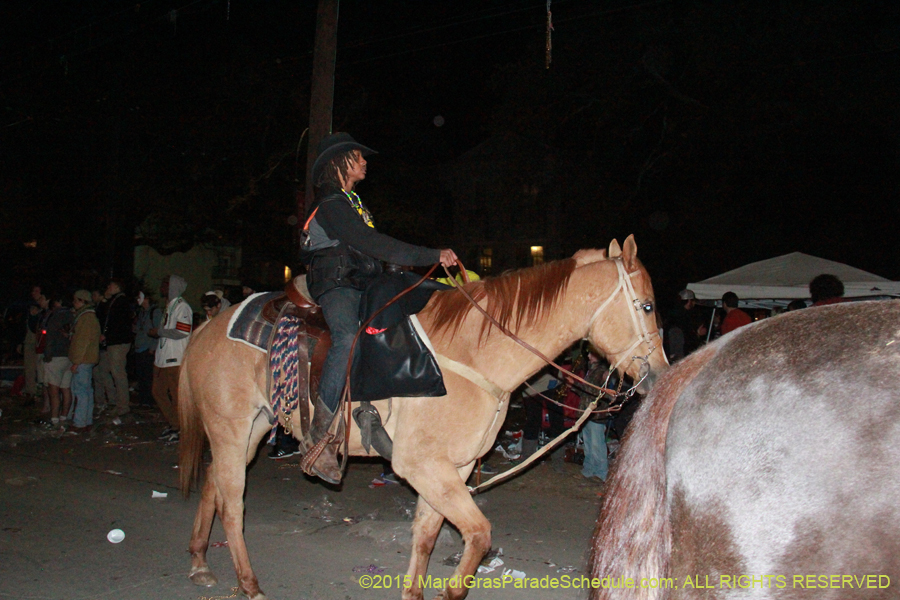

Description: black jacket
[303,186,441,300]
[101,293,134,346]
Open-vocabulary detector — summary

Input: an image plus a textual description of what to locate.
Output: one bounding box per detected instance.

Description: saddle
[261,276,393,460]
[261,272,449,467]
[259,277,331,449]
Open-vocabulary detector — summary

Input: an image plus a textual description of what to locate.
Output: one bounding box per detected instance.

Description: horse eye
[642,303,653,314]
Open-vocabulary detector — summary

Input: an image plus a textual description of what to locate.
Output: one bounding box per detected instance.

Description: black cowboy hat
[311,132,377,182]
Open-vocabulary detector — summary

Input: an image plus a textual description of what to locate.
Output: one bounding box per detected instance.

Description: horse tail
[178,353,204,499]
[589,345,717,600]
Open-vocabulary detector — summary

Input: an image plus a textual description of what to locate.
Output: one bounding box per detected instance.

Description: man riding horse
[301,132,458,484]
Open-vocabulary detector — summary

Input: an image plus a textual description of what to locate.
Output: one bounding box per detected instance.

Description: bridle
[584,258,661,394]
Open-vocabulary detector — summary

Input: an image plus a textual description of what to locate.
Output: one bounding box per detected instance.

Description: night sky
[2,0,898,308]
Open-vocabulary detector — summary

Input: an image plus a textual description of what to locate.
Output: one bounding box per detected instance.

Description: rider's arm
[316,200,441,267]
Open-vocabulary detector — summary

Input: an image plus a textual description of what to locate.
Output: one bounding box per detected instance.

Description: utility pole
[303,0,339,216]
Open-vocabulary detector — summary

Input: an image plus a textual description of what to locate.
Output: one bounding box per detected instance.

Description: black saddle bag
[350,271,450,402]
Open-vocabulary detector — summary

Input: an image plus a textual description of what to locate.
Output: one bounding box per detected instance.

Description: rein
[439,264,620,397]
[443,258,661,494]
[441,258,659,397]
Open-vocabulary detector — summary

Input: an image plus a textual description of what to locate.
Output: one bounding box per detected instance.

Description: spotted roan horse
[590,300,900,599]
[179,235,668,600]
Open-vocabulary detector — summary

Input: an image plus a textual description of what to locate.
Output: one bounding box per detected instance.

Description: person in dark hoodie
[151,275,192,442]
[809,274,845,307]
[133,290,162,407]
[96,278,134,421]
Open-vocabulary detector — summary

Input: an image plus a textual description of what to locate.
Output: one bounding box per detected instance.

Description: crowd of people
[5,128,860,493]
[7,252,852,492]
[664,273,847,361]
[5,267,852,498]
[13,276,249,442]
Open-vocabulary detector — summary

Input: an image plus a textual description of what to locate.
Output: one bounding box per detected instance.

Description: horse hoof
[188,568,218,587]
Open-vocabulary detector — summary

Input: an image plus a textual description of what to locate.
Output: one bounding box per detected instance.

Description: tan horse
[179,235,668,600]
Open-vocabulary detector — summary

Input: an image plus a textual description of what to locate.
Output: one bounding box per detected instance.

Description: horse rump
[592,301,900,599]
[589,345,718,600]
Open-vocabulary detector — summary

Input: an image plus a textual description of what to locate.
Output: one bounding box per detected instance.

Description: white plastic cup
[107,529,125,543]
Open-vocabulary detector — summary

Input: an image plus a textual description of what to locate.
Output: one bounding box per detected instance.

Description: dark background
[2,0,898,309]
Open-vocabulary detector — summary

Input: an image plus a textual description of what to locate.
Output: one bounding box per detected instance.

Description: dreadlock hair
[315,149,359,190]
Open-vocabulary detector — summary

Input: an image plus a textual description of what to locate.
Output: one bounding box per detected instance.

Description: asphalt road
[0,393,606,600]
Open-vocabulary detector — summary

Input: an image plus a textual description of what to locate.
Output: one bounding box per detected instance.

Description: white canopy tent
[687,252,900,309]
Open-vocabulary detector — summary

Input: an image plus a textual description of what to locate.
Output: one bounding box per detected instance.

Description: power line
[344,0,672,65]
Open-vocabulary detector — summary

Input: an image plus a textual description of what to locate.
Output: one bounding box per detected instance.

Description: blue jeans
[71,363,95,428]
[318,286,363,413]
[581,420,609,480]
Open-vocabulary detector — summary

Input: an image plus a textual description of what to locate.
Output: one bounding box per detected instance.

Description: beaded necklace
[343,189,375,228]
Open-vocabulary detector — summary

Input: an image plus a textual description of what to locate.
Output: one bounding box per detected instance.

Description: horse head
[584,235,668,394]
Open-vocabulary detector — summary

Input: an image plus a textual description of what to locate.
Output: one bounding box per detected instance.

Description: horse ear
[608,239,622,258]
[623,234,638,270]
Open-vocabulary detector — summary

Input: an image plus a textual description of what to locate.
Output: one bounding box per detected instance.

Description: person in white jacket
[151,275,192,442]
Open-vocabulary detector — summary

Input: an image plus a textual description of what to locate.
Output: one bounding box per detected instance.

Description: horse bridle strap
[435,348,594,496]
[586,259,660,375]
[440,349,606,495]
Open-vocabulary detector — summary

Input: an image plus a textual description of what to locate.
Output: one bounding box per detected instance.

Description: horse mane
[427,257,578,344]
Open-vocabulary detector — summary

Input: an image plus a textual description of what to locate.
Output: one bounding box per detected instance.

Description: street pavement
[0,391,605,600]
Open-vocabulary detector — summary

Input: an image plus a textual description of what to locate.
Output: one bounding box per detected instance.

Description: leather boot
[307,396,342,484]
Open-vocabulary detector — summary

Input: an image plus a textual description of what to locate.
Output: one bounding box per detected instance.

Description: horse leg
[188,474,219,586]
[402,498,446,600]
[208,416,271,600]
[407,462,488,600]
[187,412,270,588]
